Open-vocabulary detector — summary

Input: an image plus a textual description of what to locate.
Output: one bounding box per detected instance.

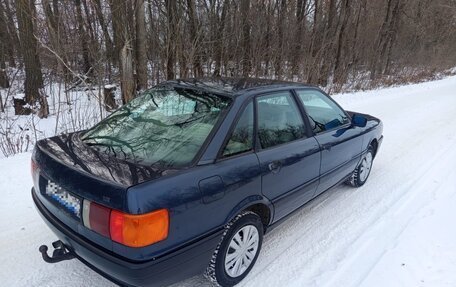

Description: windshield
[82,87,231,167]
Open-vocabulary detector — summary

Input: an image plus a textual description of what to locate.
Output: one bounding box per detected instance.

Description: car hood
[36,132,178,188]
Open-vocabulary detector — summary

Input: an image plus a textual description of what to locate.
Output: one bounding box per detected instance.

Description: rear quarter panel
[124,153,265,260]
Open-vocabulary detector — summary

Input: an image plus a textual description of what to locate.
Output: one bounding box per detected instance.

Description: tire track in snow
[319,138,456,287]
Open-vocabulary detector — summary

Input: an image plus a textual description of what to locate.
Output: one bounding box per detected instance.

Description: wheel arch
[369,138,379,157]
[224,195,274,233]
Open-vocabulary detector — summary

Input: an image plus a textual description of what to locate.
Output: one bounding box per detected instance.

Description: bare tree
[186,0,203,77]
[16,0,49,118]
[240,0,251,77]
[109,0,136,103]
[2,0,456,106]
[333,0,352,84]
[370,0,403,79]
[165,0,177,80]
[75,0,93,79]
[0,0,19,67]
[135,0,148,90]
[0,13,10,88]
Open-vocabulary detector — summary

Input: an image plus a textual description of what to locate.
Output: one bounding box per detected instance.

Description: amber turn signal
[110,209,169,248]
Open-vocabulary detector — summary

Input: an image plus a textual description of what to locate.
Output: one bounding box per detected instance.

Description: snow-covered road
[1,77,456,287]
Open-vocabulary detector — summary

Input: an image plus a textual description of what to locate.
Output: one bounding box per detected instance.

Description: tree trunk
[110,0,136,101]
[1,0,19,67]
[370,0,402,79]
[0,62,9,89]
[165,0,177,79]
[94,0,114,72]
[317,0,337,86]
[109,0,123,66]
[349,0,366,71]
[42,0,69,79]
[75,0,93,79]
[187,0,203,77]
[292,0,307,76]
[120,44,135,104]
[264,3,273,77]
[241,0,251,77]
[135,0,148,90]
[16,0,49,118]
[307,0,322,83]
[213,0,229,77]
[333,0,351,85]
[275,0,287,80]
[0,20,10,89]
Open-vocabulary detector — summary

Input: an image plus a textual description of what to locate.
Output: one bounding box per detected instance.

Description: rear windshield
[82,87,231,167]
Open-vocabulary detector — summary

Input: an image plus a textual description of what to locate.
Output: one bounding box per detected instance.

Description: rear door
[255,91,321,222]
[295,89,364,196]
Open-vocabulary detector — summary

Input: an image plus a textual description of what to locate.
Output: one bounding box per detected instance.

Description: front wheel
[205,211,263,287]
[346,146,374,187]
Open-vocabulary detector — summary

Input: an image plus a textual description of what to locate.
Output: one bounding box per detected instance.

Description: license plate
[45,180,81,220]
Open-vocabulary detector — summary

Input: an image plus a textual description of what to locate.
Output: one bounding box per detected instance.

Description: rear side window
[297,90,350,133]
[257,92,306,149]
[222,102,254,157]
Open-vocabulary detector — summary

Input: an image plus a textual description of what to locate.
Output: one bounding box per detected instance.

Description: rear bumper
[32,188,222,287]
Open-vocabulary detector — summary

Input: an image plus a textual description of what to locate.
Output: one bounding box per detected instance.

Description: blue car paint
[32,78,383,287]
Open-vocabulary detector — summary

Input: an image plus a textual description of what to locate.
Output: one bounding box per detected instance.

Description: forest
[0,0,455,156]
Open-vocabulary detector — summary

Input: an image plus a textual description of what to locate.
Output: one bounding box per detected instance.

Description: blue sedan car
[32,78,383,287]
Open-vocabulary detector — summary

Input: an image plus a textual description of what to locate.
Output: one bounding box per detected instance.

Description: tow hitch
[39,240,75,263]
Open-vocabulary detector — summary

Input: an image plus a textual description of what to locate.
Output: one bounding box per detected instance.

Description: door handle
[268,161,282,174]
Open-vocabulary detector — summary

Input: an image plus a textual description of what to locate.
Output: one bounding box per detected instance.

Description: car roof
[158,77,317,97]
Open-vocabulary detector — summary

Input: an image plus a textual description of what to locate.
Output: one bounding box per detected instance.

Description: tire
[205,211,263,287]
[346,146,375,187]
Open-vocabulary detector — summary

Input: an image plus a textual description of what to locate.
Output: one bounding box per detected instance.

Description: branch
[34,34,111,110]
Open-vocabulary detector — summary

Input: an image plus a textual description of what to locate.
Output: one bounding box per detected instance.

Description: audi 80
[32,78,383,287]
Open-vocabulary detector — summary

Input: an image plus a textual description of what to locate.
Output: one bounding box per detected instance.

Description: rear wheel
[205,211,263,287]
[346,146,374,187]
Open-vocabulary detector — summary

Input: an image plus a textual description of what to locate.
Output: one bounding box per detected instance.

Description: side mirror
[352,114,367,128]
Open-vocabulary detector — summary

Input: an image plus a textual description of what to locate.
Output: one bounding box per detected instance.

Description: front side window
[297,90,349,133]
[222,101,254,157]
[257,92,306,149]
[82,88,231,167]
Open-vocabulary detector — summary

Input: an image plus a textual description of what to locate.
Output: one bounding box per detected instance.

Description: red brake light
[83,200,110,238]
[89,202,111,237]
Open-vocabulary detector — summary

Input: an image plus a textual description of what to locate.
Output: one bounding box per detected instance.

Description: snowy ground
[1,76,456,287]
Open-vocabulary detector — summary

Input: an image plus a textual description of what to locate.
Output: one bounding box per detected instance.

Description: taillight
[82,199,169,248]
[83,200,110,237]
[110,209,169,247]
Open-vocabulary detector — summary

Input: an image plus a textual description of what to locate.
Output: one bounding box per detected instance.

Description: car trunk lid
[33,132,175,212]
